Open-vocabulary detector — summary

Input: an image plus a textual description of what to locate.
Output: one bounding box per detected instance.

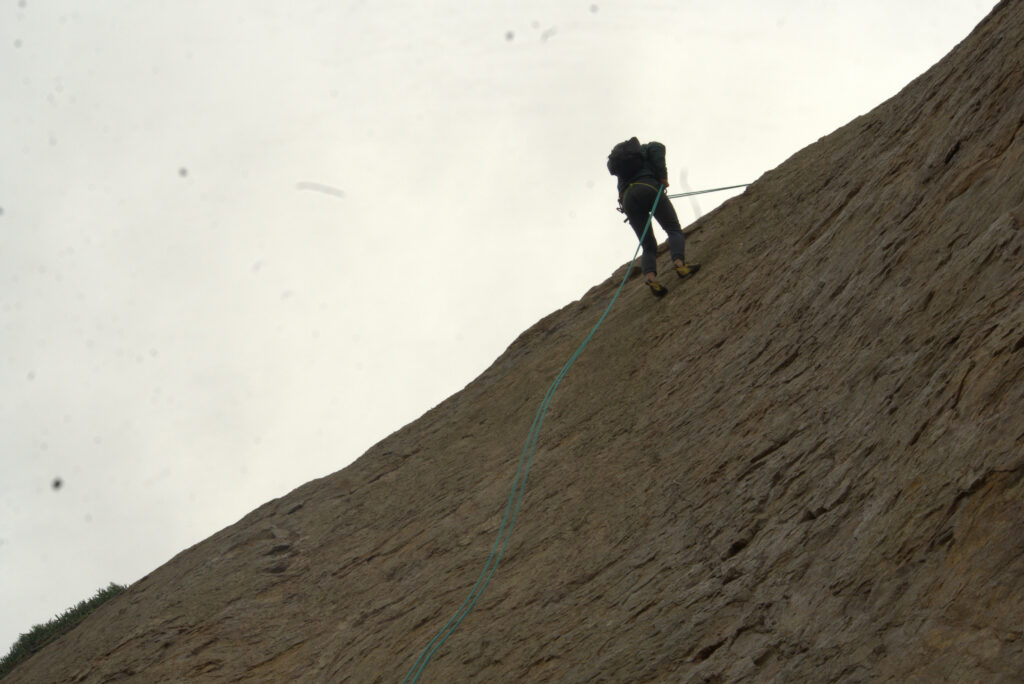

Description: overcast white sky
[1,0,995,655]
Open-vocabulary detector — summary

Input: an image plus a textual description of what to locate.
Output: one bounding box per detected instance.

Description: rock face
[11,2,1024,682]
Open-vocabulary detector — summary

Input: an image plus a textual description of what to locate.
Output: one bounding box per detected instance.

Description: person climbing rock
[607,137,700,297]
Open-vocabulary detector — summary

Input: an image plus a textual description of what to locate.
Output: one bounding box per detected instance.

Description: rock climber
[607,137,700,297]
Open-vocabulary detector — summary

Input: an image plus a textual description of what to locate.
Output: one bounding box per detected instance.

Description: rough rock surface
[10,2,1024,681]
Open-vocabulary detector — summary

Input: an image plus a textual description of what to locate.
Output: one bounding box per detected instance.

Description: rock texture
[10,2,1024,681]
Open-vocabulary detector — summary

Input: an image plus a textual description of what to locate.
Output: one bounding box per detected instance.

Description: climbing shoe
[646,280,668,298]
[674,262,701,280]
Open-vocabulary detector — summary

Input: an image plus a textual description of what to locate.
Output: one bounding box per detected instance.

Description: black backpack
[606,137,645,177]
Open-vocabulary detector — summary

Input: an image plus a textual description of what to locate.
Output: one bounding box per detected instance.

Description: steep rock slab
[9,1,1024,681]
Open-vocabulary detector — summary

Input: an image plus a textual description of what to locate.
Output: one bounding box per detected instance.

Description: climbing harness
[402,189,666,684]
[619,182,748,220]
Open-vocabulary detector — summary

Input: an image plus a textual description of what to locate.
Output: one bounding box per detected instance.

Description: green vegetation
[0,583,127,679]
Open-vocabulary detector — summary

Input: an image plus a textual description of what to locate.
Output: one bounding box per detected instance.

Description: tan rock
[9,1,1024,681]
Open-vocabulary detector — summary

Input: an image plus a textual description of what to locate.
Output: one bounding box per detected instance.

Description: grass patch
[0,582,127,679]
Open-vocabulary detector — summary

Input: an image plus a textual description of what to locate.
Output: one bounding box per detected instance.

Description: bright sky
[1,0,995,655]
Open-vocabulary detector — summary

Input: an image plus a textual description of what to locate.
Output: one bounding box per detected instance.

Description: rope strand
[402,187,666,684]
[666,182,749,199]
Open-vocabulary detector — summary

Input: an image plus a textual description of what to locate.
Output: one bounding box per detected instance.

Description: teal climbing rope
[667,182,749,199]
[402,187,666,684]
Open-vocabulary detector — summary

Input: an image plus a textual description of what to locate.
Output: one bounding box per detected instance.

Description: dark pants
[622,181,686,275]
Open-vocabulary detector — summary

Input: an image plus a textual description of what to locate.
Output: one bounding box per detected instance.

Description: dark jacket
[615,141,668,196]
